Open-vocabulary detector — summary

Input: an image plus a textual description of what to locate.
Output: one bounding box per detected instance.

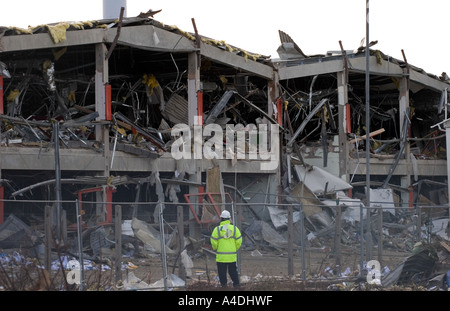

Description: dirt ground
[0,243,419,291]
[122,244,412,291]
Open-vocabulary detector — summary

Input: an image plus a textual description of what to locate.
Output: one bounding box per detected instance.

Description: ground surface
[121,245,412,291]
[0,245,428,291]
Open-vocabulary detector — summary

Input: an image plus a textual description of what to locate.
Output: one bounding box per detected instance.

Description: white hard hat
[220,210,231,219]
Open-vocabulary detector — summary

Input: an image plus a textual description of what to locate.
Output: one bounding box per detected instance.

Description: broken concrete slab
[429,218,450,241]
[294,164,352,196]
[245,220,288,251]
[131,217,174,255]
[267,205,300,230]
[370,188,396,216]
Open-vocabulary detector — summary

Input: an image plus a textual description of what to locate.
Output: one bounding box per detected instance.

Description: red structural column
[276,98,283,126]
[105,83,112,121]
[78,186,114,224]
[346,103,351,134]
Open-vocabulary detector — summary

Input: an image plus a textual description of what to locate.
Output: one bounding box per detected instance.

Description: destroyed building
[276,30,450,206]
[0,5,449,290]
[0,10,282,227]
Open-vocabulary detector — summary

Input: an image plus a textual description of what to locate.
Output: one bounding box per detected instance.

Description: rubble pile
[0,183,449,291]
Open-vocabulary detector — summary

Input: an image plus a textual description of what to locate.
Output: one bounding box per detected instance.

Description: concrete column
[401,175,410,210]
[95,43,110,167]
[95,44,108,122]
[267,72,279,122]
[95,43,110,222]
[188,52,200,127]
[337,71,349,182]
[399,76,411,207]
[267,72,282,203]
[399,76,410,157]
[188,52,201,237]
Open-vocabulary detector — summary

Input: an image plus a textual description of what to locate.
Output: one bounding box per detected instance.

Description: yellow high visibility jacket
[210,220,242,263]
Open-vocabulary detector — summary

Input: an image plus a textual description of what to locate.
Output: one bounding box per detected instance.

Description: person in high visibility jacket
[210,209,242,287]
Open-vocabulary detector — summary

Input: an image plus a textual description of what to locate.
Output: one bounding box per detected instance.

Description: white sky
[1,0,449,77]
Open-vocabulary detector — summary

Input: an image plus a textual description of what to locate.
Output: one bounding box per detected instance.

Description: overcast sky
[1,0,449,77]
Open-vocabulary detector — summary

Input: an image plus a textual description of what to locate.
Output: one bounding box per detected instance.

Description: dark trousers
[217,262,240,287]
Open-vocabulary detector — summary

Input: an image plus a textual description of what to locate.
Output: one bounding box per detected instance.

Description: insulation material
[142,74,165,111]
[46,22,70,44]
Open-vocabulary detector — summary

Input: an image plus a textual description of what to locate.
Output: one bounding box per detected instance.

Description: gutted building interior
[0,4,450,291]
[0,14,278,228]
[275,32,450,212]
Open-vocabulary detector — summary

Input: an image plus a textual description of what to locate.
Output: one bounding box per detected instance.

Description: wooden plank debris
[348,128,385,143]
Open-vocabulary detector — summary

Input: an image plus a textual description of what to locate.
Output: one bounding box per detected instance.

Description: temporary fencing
[0,197,448,290]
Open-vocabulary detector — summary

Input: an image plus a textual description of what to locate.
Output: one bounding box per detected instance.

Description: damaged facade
[0,14,277,223]
[0,7,449,290]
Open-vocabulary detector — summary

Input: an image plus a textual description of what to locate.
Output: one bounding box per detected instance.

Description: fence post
[334,200,342,275]
[114,204,122,283]
[417,205,422,242]
[52,121,62,242]
[377,205,383,268]
[366,203,372,261]
[158,201,168,291]
[62,209,67,245]
[299,203,306,281]
[287,204,293,277]
[359,203,365,277]
[233,201,242,277]
[75,199,85,290]
[177,204,186,281]
[44,205,52,272]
